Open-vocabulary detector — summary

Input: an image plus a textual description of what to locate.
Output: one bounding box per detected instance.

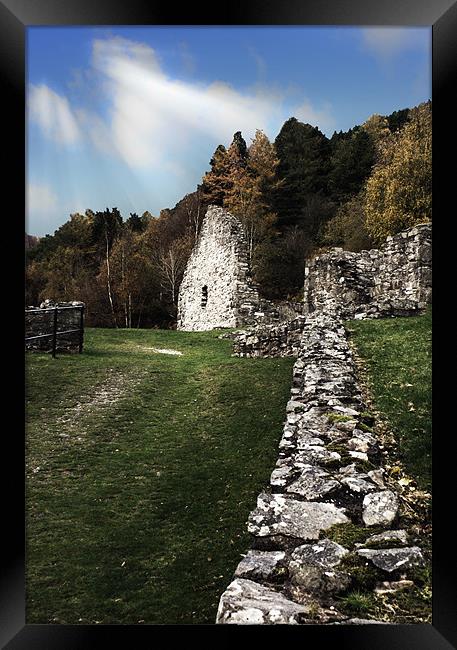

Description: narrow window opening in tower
[201,285,208,308]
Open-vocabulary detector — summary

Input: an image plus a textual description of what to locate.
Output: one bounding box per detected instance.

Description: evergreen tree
[328,127,375,202]
[125,212,145,232]
[386,107,410,133]
[227,130,248,168]
[201,132,249,207]
[273,117,331,232]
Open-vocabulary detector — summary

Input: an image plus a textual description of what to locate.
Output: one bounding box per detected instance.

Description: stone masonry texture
[303,223,431,320]
[177,205,301,331]
[216,223,431,625]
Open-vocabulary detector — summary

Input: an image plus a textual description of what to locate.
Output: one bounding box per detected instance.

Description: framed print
[1,0,455,646]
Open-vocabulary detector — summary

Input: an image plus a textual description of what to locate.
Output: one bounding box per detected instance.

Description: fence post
[79,305,84,354]
[52,307,58,358]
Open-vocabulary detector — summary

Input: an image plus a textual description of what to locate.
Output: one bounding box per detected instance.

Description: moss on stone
[325,522,381,549]
[326,412,355,423]
[340,552,381,584]
[362,538,407,550]
[359,411,375,425]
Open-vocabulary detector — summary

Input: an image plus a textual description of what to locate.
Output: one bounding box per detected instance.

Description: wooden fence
[25,305,84,358]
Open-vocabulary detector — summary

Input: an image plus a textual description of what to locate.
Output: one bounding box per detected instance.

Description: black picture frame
[2,0,454,646]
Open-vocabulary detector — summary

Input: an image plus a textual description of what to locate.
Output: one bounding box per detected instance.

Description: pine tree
[273,117,331,232]
[328,127,375,202]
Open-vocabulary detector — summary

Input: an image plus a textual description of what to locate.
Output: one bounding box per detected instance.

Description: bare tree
[153,236,192,312]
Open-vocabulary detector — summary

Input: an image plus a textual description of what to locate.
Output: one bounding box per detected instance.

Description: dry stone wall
[216,312,427,625]
[230,316,307,358]
[177,206,301,331]
[303,223,431,319]
[216,224,431,624]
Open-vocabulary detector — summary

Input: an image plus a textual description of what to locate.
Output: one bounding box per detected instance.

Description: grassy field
[25,328,294,625]
[346,309,432,491]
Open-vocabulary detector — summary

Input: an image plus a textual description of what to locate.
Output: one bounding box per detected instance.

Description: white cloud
[29,36,334,173]
[27,182,58,213]
[90,37,286,168]
[28,84,81,145]
[361,28,427,62]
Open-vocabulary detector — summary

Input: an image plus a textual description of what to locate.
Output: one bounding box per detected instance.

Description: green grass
[26,327,294,625]
[346,310,431,491]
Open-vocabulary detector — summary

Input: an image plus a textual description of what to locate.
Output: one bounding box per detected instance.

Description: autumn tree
[323,193,374,252]
[104,229,156,328]
[201,145,231,206]
[364,101,431,243]
[223,130,279,262]
[361,113,391,146]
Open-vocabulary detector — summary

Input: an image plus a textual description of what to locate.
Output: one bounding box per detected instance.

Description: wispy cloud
[361,27,428,62]
[178,41,196,75]
[90,36,285,167]
[29,36,334,172]
[27,182,59,213]
[247,45,267,82]
[28,84,81,145]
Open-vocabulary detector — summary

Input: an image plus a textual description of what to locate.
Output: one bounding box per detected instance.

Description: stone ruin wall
[303,223,432,320]
[177,206,302,331]
[216,223,432,624]
[217,313,428,625]
[224,224,432,359]
[177,206,251,331]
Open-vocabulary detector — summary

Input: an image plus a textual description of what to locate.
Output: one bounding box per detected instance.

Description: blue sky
[27,26,431,236]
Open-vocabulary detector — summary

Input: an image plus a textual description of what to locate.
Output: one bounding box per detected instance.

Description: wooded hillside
[26,101,431,328]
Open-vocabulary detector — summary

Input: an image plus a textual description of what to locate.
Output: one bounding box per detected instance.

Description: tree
[152,236,193,314]
[182,188,205,242]
[125,212,146,233]
[226,130,248,169]
[364,102,431,243]
[91,208,124,327]
[361,114,391,158]
[201,131,249,208]
[201,144,231,206]
[273,117,332,233]
[386,107,410,133]
[323,193,374,252]
[106,229,156,328]
[328,127,375,203]
[253,227,312,300]
[223,130,279,263]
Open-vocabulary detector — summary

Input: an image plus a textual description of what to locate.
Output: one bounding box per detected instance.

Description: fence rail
[25,305,84,358]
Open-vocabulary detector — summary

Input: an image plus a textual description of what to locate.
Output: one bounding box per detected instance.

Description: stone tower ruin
[177,206,262,331]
